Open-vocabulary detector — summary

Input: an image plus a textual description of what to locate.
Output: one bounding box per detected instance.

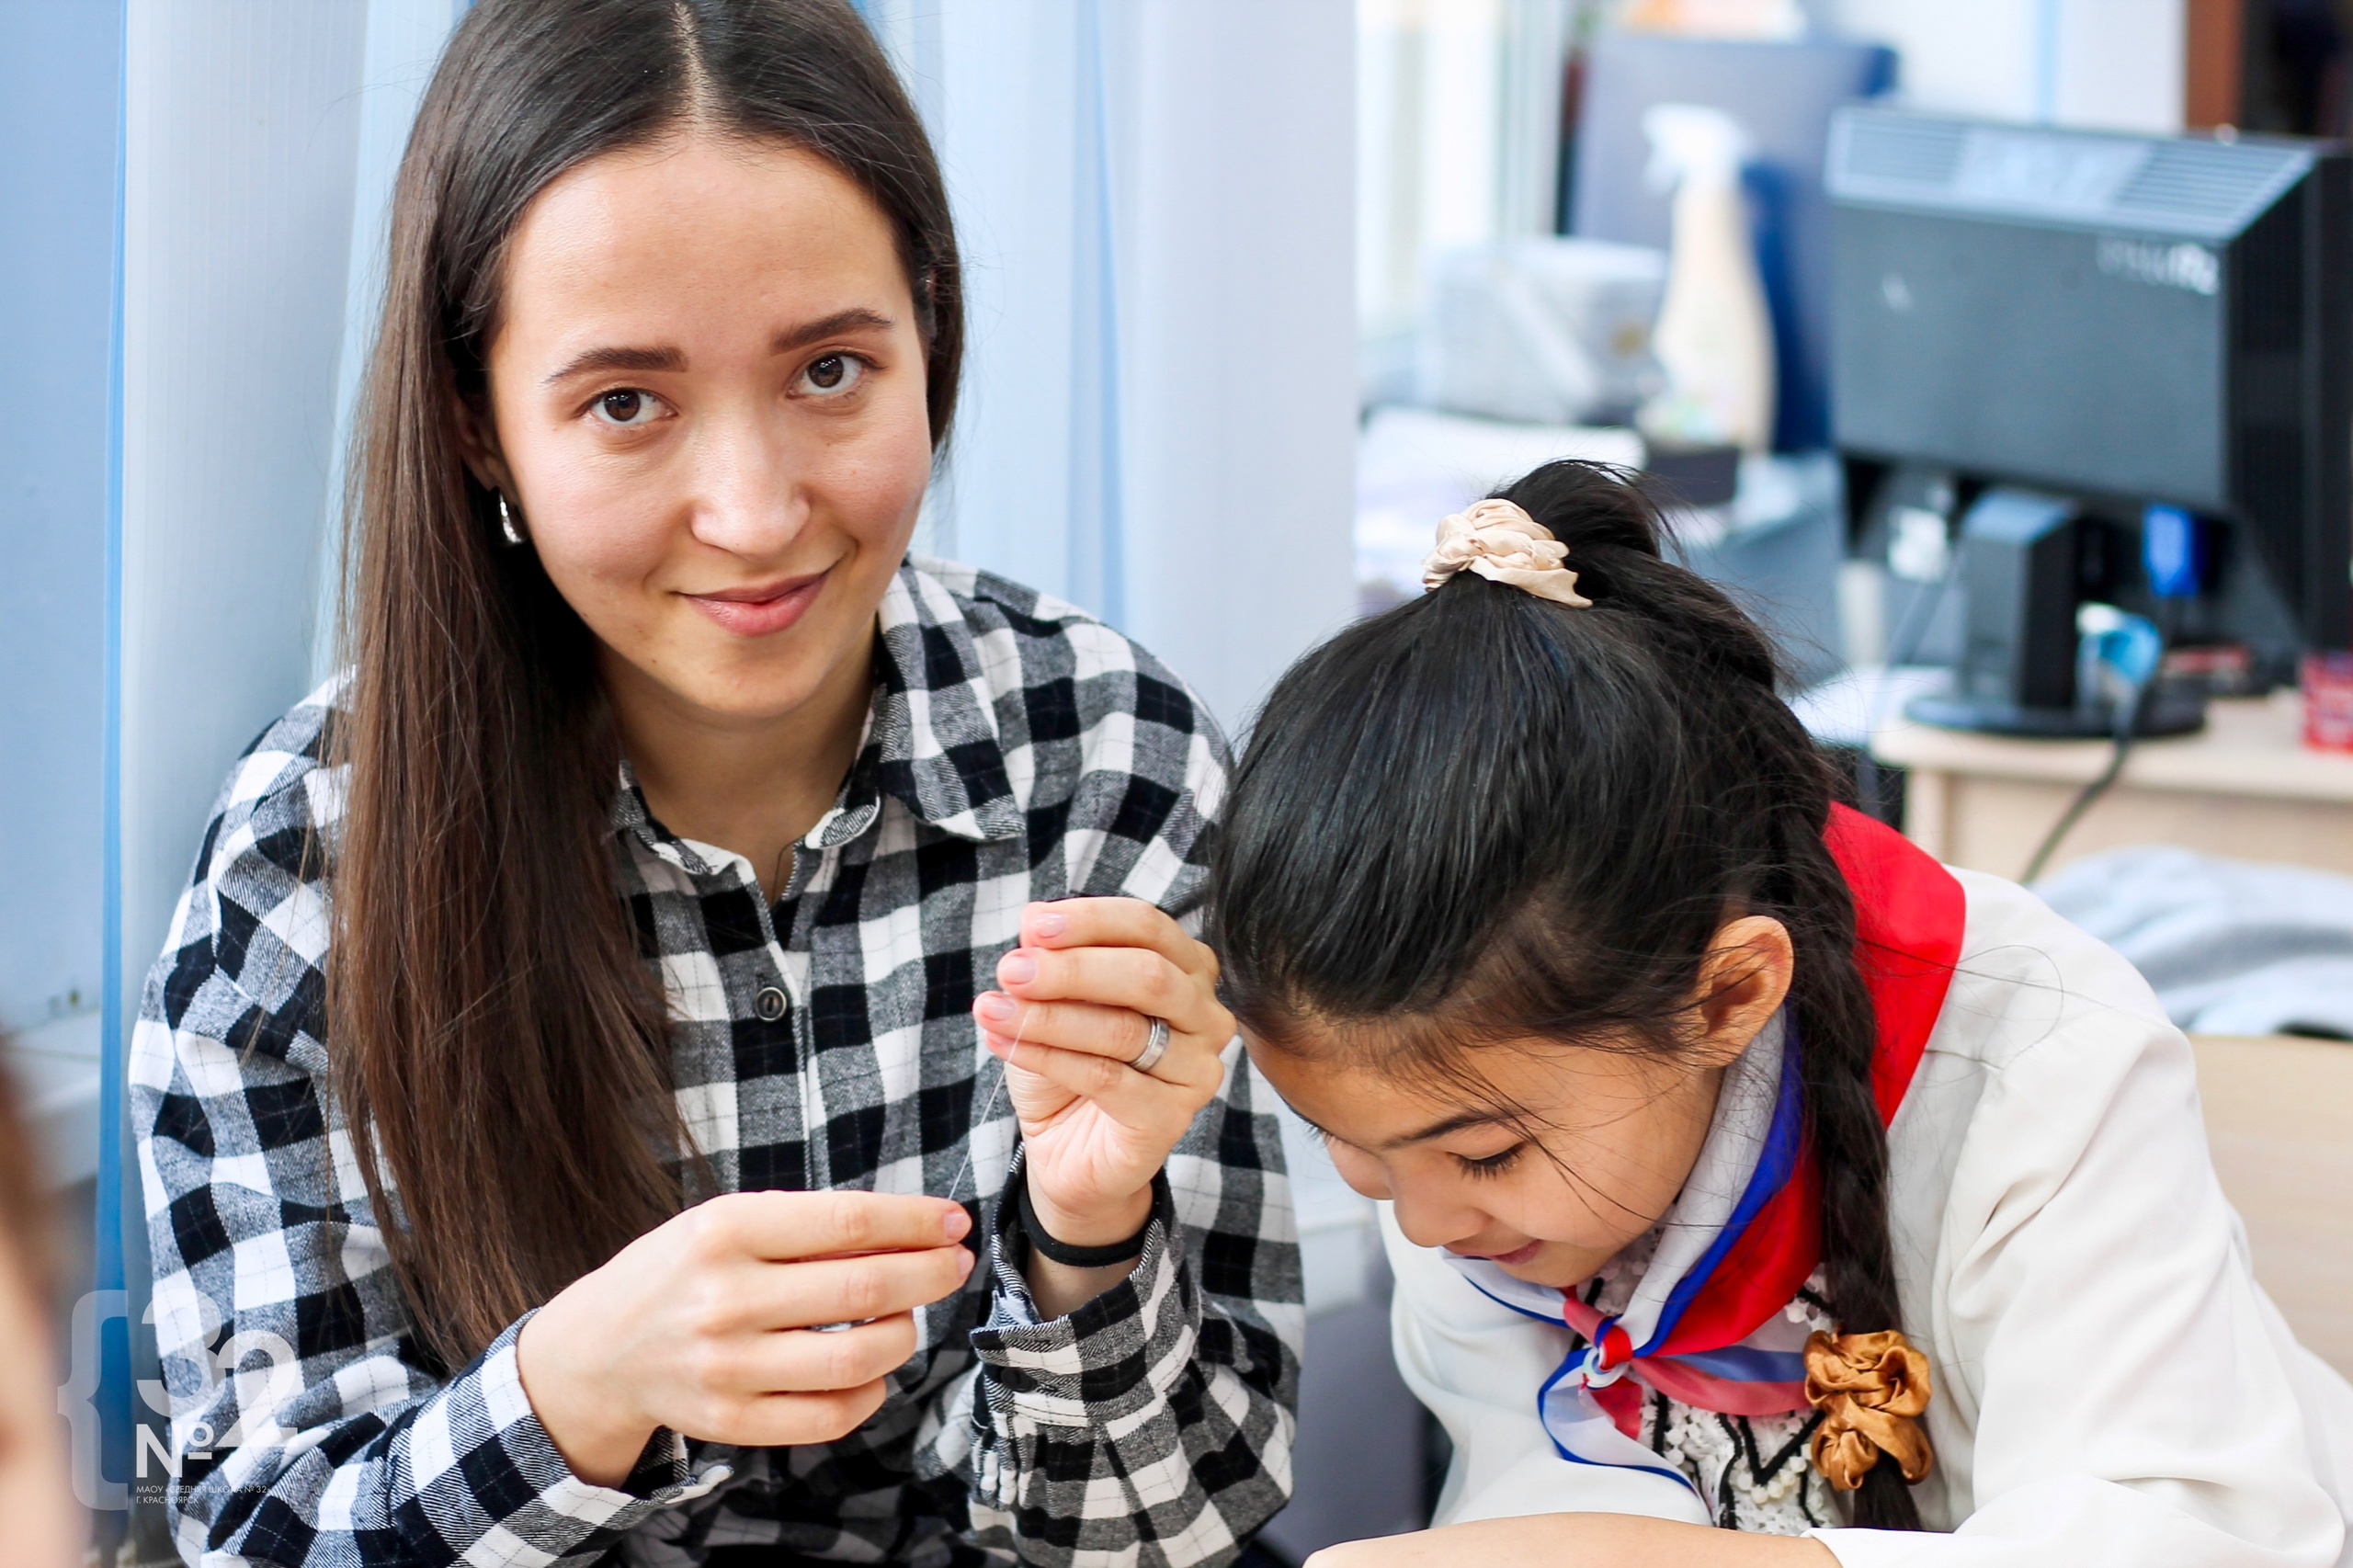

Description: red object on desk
[2306,653,2353,754]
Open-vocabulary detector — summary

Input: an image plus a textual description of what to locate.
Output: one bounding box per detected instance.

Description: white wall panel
[316,0,472,683]
[873,0,1358,733]
[920,1,1091,609]
[1819,0,2185,134]
[2053,0,2187,132]
[0,0,120,1193]
[0,2,118,1044]
[119,0,370,1016]
[1120,0,1358,731]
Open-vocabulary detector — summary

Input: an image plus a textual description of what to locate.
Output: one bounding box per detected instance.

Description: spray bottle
[1636,104,1776,454]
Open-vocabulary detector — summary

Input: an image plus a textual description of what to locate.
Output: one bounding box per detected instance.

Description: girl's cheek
[1511,1180,1598,1247]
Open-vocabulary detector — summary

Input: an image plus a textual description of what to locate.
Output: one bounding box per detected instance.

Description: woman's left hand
[972,898,1233,1255]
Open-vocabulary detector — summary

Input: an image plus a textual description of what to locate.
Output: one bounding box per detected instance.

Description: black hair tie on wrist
[1017,1179,1150,1267]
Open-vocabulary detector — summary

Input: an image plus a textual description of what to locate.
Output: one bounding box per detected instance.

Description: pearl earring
[497,494,527,547]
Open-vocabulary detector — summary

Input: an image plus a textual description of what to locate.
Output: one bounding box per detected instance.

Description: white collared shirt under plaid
[131,557,1302,1568]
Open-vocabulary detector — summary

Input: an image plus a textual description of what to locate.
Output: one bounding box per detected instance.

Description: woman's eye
[799,354,867,397]
[1458,1144,1526,1179]
[591,389,663,428]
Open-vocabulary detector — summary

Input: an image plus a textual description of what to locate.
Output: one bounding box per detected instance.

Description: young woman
[130,3,1297,1564]
[1211,463,2353,1564]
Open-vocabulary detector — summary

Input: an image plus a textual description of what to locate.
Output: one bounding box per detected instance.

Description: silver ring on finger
[1129,1015,1171,1076]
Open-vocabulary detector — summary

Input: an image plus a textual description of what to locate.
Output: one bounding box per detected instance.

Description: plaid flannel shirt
[131,557,1302,1568]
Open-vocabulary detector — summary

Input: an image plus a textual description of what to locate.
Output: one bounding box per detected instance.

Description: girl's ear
[1688,915,1796,1068]
[451,393,517,501]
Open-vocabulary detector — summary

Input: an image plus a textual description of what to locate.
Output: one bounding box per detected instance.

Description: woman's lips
[1450,1239,1544,1267]
[684,571,827,638]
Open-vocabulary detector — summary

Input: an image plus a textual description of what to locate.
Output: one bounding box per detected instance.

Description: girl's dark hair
[331,0,961,1366]
[1213,461,1924,1529]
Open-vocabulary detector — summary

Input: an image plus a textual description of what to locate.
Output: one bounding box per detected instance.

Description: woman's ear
[451,394,517,501]
[1688,915,1795,1068]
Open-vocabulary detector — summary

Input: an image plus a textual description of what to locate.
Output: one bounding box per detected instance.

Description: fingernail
[944,1207,972,1243]
[999,951,1038,985]
[1031,909,1067,939]
[978,993,1016,1022]
[983,1033,1012,1058]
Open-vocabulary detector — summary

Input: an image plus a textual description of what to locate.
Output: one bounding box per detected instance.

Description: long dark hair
[1212,461,1924,1529]
[332,0,962,1367]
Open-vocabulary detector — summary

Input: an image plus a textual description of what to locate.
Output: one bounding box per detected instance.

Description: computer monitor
[1826,108,2353,687]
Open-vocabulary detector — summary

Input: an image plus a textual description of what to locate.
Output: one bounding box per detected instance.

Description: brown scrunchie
[1804,1330,1935,1491]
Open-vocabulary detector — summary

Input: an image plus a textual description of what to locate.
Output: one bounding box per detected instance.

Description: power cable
[2021,662,2153,885]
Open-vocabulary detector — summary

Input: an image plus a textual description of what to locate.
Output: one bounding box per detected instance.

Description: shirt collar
[858,562,1026,844]
[611,560,1026,870]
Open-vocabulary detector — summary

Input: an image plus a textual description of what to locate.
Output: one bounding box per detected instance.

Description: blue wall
[0,1,122,1040]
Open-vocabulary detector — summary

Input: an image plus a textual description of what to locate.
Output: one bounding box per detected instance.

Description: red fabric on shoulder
[1825,803,1966,1122]
[1664,1175,1820,1354]
[1655,805,1964,1355]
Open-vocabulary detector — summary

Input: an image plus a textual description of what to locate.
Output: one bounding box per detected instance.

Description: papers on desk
[1792,665,1952,750]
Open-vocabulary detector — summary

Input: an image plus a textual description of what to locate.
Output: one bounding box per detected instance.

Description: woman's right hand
[517,1189,974,1486]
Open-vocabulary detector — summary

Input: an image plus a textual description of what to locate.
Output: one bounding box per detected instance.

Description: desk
[1871,689,2353,881]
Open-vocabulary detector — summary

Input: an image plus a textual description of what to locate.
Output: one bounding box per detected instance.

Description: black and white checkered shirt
[132,557,1302,1568]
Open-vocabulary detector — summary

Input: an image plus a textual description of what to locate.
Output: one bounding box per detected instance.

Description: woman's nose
[685,410,805,558]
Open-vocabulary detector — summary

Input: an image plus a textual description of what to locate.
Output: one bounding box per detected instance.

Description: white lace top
[1578,1234,1844,1533]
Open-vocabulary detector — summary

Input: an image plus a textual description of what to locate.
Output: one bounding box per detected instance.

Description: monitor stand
[1904,686,2207,739]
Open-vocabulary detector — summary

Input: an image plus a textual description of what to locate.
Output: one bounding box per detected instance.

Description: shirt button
[755,986,788,1022]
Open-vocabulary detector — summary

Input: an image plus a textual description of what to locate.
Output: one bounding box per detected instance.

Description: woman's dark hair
[331,0,961,1366]
[1212,461,1924,1528]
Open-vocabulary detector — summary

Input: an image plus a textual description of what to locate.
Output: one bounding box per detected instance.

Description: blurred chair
[2194,1034,2353,1377]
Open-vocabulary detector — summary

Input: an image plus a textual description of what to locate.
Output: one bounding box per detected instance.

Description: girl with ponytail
[1214,460,2353,1562]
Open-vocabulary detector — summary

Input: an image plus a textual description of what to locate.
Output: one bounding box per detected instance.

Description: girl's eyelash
[1458,1144,1527,1179]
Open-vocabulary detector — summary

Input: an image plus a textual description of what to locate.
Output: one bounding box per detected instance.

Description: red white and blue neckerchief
[1442,806,1966,1494]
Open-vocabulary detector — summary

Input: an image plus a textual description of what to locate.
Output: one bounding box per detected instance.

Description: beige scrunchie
[1420,498,1594,608]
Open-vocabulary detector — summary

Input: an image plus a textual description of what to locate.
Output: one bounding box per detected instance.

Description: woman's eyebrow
[541,344,686,385]
[771,307,895,354]
[540,312,895,388]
